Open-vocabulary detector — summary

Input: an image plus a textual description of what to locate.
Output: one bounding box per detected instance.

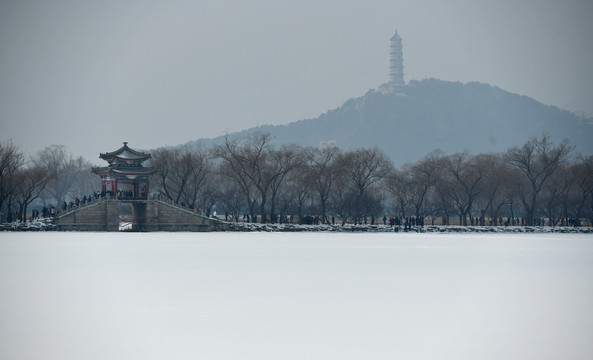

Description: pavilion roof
[99,142,151,162]
[91,165,157,178]
[111,167,158,176]
[91,166,110,176]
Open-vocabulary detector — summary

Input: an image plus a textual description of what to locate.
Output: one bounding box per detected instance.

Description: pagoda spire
[389,29,404,85]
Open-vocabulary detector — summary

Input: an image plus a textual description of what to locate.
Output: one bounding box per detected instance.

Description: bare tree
[338,147,393,223]
[566,155,593,225]
[442,152,486,225]
[386,168,412,218]
[70,157,100,199]
[304,145,341,224]
[214,133,274,223]
[35,145,88,204]
[148,146,215,208]
[408,151,444,220]
[267,144,304,222]
[507,135,573,225]
[14,164,50,221]
[167,148,195,204]
[180,147,215,209]
[0,141,25,221]
[281,170,312,223]
[329,174,356,225]
[425,186,446,225]
[149,147,177,200]
[199,181,221,217]
[215,152,259,221]
[217,179,247,221]
[541,163,572,226]
[472,153,511,225]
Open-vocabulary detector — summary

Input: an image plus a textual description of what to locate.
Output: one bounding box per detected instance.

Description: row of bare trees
[2,134,591,226]
[148,133,592,226]
[0,142,97,222]
[147,133,395,224]
[388,136,586,226]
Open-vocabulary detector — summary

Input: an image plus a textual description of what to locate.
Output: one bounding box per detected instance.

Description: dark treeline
[0,143,97,223]
[148,133,591,227]
[1,134,592,226]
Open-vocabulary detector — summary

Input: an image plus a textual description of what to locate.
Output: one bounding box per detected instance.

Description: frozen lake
[1,232,592,360]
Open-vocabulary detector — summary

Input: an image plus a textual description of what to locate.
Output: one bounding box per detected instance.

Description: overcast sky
[1,0,592,164]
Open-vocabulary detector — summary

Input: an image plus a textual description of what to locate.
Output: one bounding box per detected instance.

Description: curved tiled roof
[92,165,157,178]
[91,166,110,176]
[111,167,158,176]
[99,142,151,161]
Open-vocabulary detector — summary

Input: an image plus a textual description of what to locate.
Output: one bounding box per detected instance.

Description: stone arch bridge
[56,197,230,232]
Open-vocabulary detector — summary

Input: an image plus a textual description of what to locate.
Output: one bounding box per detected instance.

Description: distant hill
[188,79,593,165]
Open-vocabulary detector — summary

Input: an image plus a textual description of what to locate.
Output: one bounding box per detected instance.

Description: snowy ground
[1,232,592,360]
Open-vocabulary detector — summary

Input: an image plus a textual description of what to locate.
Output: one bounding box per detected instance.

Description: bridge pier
[131,201,147,231]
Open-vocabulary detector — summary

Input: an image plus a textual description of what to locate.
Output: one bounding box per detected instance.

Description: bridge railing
[150,195,231,223]
[56,195,110,219]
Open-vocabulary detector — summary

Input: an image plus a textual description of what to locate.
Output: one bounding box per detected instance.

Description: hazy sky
[1,0,592,164]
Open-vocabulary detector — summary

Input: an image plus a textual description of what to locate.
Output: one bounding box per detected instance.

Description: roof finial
[123,142,128,146]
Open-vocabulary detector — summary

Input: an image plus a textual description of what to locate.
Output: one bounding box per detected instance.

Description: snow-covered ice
[1,232,592,360]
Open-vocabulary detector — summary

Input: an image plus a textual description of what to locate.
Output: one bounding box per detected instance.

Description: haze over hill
[187,78,593,165]
[2,1,592,164]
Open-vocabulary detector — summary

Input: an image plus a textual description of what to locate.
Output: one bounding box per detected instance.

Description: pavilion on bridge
[91,142,157,200]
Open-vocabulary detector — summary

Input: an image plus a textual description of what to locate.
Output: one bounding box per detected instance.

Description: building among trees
[379,29,405,93]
